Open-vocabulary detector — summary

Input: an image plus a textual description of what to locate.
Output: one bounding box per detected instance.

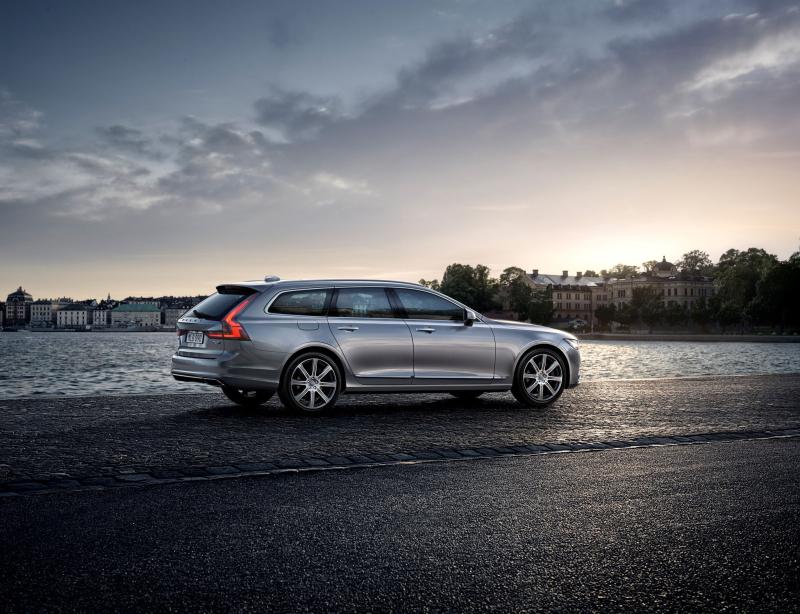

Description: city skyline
[3,0,800,297]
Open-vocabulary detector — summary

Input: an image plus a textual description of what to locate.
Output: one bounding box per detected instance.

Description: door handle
[416,327,435,333]
[337,326,359,332]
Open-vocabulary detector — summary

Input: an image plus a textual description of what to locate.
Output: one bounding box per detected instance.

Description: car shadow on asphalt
[187,393,539,422]
[183,394,539,420]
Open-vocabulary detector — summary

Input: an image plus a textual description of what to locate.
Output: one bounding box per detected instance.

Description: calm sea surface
[0,331,798,400]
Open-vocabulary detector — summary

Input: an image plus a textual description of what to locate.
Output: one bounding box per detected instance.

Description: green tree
[677,250,715,276]
[526,286,554,325]
[498,266,533,321]
[614,303,635,328]
[641,260,658,275]
[594,304,616,330]
[438,263,498,312]
[418,278,440,291]
[690,296,713,332]
[631,286,663,332]
[750,260,800,331]
[714,247,778,328]
[664,303,688,328]
[583,269,599,277]
[608,264,639,278]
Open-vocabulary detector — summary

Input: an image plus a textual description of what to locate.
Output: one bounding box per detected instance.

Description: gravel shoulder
[1,374,799,482]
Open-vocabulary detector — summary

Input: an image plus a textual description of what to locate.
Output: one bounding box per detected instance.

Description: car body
[171,278,580,412]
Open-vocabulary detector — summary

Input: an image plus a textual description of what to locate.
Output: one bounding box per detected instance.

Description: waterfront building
[111,303,161,328]
[4,287,33,326]
[528,258,715,325]
[30,300,54,327]
[527,270,606,324]
[163,306,191,328]
[0,302,4,327]
[29,298,72,327]
[92,298,118,328]
[56,303,90,329]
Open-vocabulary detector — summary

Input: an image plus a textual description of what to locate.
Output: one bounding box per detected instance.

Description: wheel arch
[279,344,348,392]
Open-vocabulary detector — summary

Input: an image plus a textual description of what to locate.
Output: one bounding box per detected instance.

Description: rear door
[327,287,413,381]
[391,288,495,382]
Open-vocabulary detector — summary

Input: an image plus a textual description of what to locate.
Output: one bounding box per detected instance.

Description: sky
[1,0,799,298]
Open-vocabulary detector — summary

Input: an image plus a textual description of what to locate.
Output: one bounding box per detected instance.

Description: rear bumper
[171,352,280,392]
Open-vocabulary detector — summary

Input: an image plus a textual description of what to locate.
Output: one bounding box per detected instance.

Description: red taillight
[207,296,254,341]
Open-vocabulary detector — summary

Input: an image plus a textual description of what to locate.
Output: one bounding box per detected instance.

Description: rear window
[189,286,255,321]
[269,290,331,316]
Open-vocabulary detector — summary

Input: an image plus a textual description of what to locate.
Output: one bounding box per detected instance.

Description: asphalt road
[2,374,800,482]
[2,438,798,612]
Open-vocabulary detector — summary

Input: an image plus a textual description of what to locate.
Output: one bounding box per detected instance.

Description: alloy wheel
[522,352,563,402]
[289,357,338,411]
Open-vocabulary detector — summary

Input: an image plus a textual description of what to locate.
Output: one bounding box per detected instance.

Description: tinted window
[331,288,395,318]
[269,290,330,316]
[190,287,255,321]
[395,289,464,321]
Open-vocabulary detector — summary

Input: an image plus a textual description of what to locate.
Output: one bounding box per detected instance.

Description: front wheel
[221,386,274,407]
[278,352,342,414]
[512,348,566,408]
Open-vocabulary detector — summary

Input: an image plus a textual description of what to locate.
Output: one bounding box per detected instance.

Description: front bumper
[559,340,581,388]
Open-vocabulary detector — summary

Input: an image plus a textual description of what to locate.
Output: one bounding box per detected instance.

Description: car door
[391,288,495,382]
[327,287,414,382]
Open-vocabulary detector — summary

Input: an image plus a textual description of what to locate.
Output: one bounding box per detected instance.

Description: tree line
[420,246,800,332]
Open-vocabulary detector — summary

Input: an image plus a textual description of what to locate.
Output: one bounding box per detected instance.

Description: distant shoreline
[579,333,800,343]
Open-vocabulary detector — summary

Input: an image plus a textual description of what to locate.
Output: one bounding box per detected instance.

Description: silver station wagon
[172,277,581,413]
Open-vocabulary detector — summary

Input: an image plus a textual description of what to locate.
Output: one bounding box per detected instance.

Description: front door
[327,287,413,381]
[392,288,495,382]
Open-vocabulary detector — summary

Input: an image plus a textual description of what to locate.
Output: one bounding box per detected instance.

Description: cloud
[96,124,165,160]
[0,89,42,140]
[313,172,372,196]
[253,89,343,141]
[605,0,673,22]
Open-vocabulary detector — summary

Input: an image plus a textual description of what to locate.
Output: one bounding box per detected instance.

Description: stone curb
[1,428,798,498]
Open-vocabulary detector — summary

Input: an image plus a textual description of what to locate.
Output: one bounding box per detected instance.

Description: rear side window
[331,288,395,318]
[394,288,464,321]
[269,290,331,316]
[190,287,255,321]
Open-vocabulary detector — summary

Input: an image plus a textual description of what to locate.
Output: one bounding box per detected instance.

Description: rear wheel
[278,352,342,414]
[221,386,274,407]
[448,391,485,401]
[512,348,566,408]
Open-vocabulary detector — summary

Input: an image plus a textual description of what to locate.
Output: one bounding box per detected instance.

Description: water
[0,331,798,400]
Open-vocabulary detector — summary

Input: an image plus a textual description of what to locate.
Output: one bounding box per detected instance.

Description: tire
[278,352,342,414]
[448,391,485,400]
[511,347,566,408]
[221,385,274,407]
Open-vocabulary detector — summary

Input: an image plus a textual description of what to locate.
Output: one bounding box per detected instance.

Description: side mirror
[464,309,478,326]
